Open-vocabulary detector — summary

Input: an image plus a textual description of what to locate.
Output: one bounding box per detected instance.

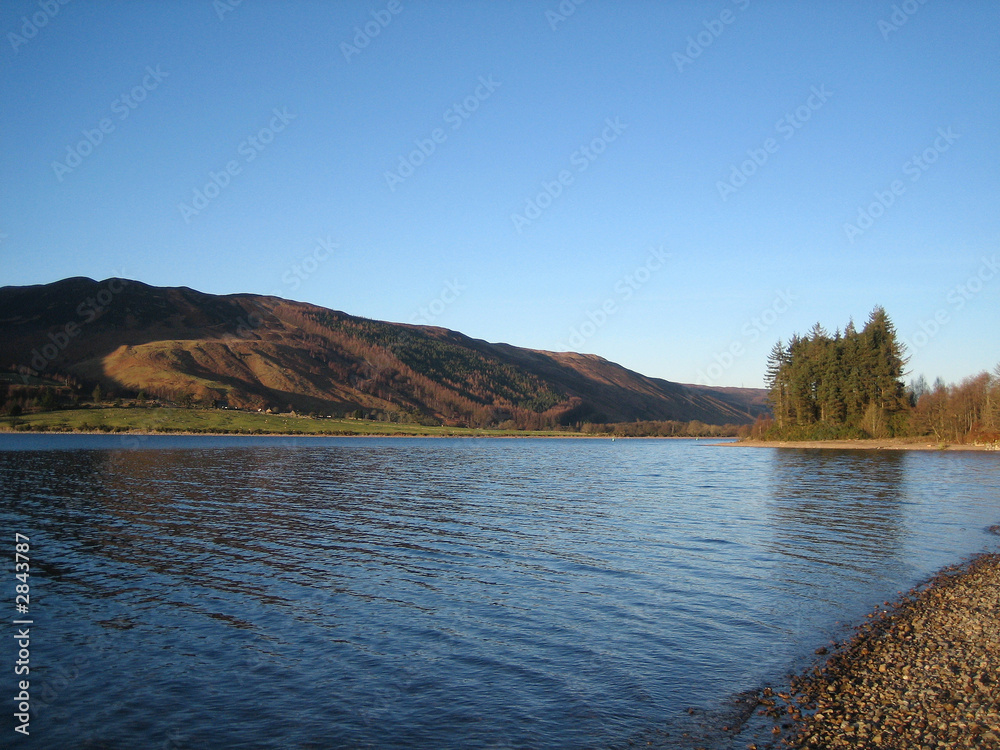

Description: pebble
[761,553,1000,749]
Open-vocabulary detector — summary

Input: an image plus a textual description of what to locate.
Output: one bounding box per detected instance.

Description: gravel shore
[724,438,999,451]
[759,551,1000,749]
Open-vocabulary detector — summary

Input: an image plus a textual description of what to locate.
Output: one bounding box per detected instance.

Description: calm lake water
[1,435,998,749]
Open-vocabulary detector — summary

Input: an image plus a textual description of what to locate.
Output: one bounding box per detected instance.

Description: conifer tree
[763,307,908,438]
[765,340,789,428]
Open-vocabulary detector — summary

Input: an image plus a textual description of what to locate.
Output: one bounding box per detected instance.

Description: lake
[1,435,998,749]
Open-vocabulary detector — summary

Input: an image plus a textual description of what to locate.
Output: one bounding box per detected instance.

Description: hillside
[0,277,769,428]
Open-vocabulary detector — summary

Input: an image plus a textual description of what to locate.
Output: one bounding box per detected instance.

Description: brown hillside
[0,277,769,427]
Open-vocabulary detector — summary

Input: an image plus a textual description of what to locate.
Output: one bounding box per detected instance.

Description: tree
[909,367,1000,443]
[92,384,103,403]
[762,307,909,438]
[908,375,929,406]
[764,340,789,428]
[39,388,58,411]
[861,306,908,414]
[986,365,1000,432]
[861,401,889,439]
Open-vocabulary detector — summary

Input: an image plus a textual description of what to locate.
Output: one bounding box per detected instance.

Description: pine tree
[861,306,908,429]
[786,335,817,425]
[817,335,845,424]
[765,340,789,428]
[762,307,909,438]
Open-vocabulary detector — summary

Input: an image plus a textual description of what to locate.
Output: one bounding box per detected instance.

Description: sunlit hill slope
[0,277,769,428]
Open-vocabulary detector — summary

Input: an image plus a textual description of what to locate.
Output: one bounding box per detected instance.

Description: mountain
[0,277,769,428]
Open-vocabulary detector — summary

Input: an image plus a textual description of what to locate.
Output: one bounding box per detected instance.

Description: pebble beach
[759,545,1000,749]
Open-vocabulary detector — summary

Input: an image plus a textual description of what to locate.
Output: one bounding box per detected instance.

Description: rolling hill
[0,277,769,428]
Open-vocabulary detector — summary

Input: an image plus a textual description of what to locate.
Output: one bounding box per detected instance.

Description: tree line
[579,420,742,437]
[908,370,1000,443]
[756,306,999,444]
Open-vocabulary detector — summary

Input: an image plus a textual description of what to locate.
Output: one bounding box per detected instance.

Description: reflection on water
[0,436,998,750]
[766,450,906,584]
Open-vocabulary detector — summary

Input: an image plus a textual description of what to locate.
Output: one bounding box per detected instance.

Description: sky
[1,0,998,389]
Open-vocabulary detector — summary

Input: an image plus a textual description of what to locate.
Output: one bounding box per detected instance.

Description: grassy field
[0,407,583,437]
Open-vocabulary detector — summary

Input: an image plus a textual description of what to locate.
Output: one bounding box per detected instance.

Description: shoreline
[0,407,741,440]
[0,430,592,439]
[720,437,998,452]
[0,408,740,440]
[0,429,724,439]
[0,430,735,441]
[756,547,1000,749]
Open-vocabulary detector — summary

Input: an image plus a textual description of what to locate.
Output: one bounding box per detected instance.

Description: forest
[756,306,1000,444]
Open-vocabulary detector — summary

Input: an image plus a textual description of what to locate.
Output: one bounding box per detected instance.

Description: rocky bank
[760,551,1000,749]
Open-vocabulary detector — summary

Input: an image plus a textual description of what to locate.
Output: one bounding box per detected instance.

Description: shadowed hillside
[0,277,769,428]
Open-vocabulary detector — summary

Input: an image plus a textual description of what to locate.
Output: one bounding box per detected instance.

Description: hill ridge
[0,277,769,428]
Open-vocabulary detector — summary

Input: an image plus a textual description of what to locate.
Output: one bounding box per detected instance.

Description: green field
[0,407,582,437]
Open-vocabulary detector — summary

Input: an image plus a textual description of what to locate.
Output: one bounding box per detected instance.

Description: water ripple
[1,436,998,749]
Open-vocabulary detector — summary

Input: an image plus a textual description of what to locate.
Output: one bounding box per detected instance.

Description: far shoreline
[0,429,727,440]
[0,407,742,441]
[718,437,998,452]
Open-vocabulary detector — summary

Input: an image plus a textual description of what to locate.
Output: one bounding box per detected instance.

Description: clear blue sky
[2,0,998,388]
